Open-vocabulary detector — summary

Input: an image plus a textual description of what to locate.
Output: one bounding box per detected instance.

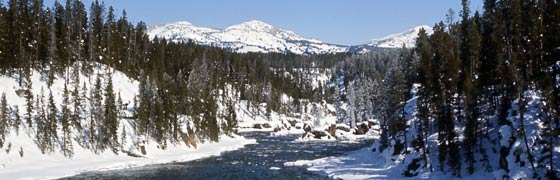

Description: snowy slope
[0,64,256,180]
[149,20,430,54]
[347,25,434,53]
[366,25,433,48]
[292,86,560,180]
[148,20,348,55]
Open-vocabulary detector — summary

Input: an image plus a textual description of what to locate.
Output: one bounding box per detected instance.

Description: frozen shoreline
[0,135,256,180]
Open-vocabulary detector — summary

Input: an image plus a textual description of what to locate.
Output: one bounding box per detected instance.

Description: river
[62,132,373,180]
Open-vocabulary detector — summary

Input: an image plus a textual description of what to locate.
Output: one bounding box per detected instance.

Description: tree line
[353,0,560,178]
[0,0,347,157]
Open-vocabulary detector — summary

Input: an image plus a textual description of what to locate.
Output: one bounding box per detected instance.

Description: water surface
[63,132,373,180]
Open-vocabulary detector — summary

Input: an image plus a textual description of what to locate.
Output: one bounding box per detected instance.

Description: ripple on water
[62,132,373,180]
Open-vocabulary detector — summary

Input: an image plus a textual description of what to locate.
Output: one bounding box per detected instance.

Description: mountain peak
[147,20,347,55]
[367,25,433,48]
[226,20,276,31]
[148,20,427,54]
[407,25,432,36]
[173,21,193,26]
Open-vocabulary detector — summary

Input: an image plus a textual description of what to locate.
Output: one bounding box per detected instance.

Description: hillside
[147,20,348,55]
[148,20,429,54]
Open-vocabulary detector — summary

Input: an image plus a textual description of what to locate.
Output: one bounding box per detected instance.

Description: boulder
[123,149,144,158]
[311,130,328,139]
[336,125,351,132]
[368,121,378,128]
[326,124,336,137]
[15,89,30,98]
[354,123,369,135]
[139,145,146,155]
[287,120,297,127]
[262,123,272,129]
[303,123,312,132]
[253,123,263,129]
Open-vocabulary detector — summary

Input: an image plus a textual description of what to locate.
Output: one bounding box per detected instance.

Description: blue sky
[43,0,483,45]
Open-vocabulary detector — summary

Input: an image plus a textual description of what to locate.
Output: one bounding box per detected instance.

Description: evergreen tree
[0,93,10,147]
[71,67,82,131]
[25,82,34,129]
[459,1,483,174]
[61,83,73,157]
[46,90,58,153]
[13,105,21,134]
[0,1,8,71]
[103,74,118,153]
[35,88,48,153]
[54,1,68,75]
[90,75,103,150]
[137,74,151,136]
[120,124,126,150]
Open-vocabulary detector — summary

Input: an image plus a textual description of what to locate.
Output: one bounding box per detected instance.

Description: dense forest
[0,0,348,157]
[345,0,560,178]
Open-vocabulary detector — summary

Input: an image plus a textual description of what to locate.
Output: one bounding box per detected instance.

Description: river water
[63,132,373,180]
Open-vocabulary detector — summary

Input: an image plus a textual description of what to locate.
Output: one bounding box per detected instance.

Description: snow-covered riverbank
[0,135,256,180]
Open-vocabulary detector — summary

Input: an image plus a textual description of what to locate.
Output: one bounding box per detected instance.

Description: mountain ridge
[366,25,433,48]
[147,20,431,54]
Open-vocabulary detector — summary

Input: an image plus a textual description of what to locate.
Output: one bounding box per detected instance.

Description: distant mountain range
[147,20,432,55]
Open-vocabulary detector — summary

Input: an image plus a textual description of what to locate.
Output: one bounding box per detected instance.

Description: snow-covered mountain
[148,20,431,54]
[366,25,433,48]
[148,20,348,55]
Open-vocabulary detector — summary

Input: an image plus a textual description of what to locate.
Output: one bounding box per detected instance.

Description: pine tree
[459,1,484,174]
[416,29,433,163]
[13,105,21,134]
[61,83,73,157]
[137,74,151,137]
[0,1,8,71]
[542,0,560,178]
[46,90,58,153]
[25,82,33,129]
[90,75,103,150]
[54,1,68,76]
[120,124,126,151]
[71,67,82,131]
[0,93,10,147]
[35,88,48,153]
[103,74,118,153]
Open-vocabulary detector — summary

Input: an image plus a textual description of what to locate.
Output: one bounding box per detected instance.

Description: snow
[0,63,138,111]
[284,85,557,180]
[499,125,512,147]
[503,90,552,179]
[285,147,404,180]
[287,146,498,180]
[235,101,284,132]
[271,128,304,136]
[0,63,258,180]
[149,20,430,54]
[367,25,433,48]
[0,133,256,180]
[147,20,347,55]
